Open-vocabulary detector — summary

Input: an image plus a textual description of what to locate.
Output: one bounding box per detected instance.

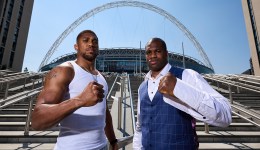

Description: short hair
[145,37,167,51]
[76,30,98,42]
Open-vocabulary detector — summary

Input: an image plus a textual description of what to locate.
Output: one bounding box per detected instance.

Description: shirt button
[151,92,153,94]
[153,82,155,83]
[203,117,206,119]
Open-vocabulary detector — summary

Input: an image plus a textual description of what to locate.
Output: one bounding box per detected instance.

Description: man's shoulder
[169,66,185,79]
[138,79,147,91]
[182,68,200,76]
[47,62,74,82]
[52,62,73,73]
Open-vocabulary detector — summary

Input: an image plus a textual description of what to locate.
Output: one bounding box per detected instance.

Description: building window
[0,47,4,64]
[21,0,25,6]
[8,51,15,68]
[1,36,7,46]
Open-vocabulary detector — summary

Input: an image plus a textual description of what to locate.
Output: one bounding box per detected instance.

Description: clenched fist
[158,72,177,97]
[75,81,105,107]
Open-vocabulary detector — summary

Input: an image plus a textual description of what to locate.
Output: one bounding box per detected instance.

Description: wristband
[110,139,118,145]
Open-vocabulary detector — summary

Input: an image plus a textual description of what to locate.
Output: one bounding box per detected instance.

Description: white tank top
[54,60,108,150]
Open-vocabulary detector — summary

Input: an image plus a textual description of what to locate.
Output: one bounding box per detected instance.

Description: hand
[76,81,105,107]
[110,143,118,150]
[158,72,177,97]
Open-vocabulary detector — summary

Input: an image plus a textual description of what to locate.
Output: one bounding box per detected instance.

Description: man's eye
[93,40,98,44]
[156,50,161,53]
[146,51,151,55]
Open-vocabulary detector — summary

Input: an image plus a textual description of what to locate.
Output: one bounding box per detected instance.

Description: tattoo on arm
[47,70,58,80]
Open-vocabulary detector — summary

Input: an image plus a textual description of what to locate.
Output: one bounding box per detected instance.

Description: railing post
[4,81,10,99]
[24,96,34,135]
[204,123,209,134]
[118,97,122,130]
[228,84,233,104]
[237,86,240,93]
[23,78,27,90]
[24,79,35,136]
[42,75,45,86]
[118,75,125,130]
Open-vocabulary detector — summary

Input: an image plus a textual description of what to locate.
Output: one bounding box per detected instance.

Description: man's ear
[74,44,78,51]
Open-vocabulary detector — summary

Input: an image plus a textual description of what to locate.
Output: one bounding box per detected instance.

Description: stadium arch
[38,0,214,72]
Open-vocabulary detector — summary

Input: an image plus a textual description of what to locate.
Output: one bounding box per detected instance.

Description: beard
[147,59,168,72]
[81,51,99,61]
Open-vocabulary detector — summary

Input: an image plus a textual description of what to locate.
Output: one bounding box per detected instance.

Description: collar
[145,63,172,80]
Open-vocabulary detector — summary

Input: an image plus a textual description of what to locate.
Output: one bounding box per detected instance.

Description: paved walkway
[110,84,134,150]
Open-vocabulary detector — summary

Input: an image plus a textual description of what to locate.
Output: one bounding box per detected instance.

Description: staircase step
[0,131,259,143]
[0,131,59,143]
[199,143,260,150]
[195,122,259,131]
[0,114,27,122]
[0,108,29,114]
[0,143,55,150]
[0,122,60,131]
[197,131,260,143]
[10,103,35,108]
[10,143,252,150]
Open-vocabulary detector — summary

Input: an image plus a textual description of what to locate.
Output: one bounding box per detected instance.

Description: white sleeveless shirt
[54,61,108,150]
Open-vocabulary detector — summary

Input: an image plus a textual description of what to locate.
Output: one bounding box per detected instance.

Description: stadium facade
[40,48,214,74]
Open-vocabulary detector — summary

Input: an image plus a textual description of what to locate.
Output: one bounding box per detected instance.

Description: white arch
[39,0,214,71]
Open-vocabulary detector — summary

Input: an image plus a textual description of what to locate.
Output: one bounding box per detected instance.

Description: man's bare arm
[31,64,105,130]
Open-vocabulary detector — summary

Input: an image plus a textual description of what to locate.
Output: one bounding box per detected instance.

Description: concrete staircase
[0,71,120,149]
[0,72,260,149]
[200,74,260,149]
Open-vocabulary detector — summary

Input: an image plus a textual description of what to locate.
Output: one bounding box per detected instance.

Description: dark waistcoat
[140,66,195,150]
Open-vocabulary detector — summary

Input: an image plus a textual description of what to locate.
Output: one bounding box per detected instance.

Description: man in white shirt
[31,30,118,150]
[133,37,232,150]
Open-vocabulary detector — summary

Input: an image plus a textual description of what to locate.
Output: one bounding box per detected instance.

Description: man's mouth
[149,60,157,65]
[86,48,96,54]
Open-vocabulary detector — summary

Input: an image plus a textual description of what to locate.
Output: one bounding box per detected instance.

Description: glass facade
[40,48,214,74]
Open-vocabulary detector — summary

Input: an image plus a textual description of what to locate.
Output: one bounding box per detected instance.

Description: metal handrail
[232,104,260,127]
[113,73,137,149]
[106,74,119,100]
[127,74,136,133]
[0,71,47,83]
[24,80,36,135]
[0,87,42,108]
[203,75,260,94]
[117,135,133,149]
[203,74,260,127]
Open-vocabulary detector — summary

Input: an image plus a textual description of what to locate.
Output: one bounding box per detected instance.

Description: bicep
[36,66,73,105]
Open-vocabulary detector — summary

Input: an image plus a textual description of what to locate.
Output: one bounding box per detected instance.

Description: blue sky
[23,0,250,74]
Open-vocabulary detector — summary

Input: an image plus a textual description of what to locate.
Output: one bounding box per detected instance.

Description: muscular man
[31,30,118,150]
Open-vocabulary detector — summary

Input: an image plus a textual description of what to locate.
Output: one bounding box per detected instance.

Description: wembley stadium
[40,47,214,74]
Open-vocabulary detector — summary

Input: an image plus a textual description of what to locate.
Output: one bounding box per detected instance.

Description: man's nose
[150,51,157,58]
[88,42,94,46]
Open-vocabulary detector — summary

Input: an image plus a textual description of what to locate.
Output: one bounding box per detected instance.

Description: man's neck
[150,63,168,79]
[151,71,160,79]
[75,60,97,74]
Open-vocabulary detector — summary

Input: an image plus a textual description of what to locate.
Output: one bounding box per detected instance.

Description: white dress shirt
[133,63,232,150]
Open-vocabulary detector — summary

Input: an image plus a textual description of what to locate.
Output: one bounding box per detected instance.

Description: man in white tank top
[31,30,118,150]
